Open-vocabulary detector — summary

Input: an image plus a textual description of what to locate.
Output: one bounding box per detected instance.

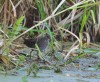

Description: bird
[23,34,50,52]
[23,34,52,64]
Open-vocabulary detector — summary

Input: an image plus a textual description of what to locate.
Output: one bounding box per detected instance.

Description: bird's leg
[30,49,34,59]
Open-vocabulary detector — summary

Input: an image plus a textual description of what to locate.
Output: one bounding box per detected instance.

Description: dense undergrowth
[0,0,100,76]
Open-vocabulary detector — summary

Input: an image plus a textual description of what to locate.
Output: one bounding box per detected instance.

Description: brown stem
[3,0,7,49]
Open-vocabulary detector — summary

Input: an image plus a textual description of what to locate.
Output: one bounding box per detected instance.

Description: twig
[3,0,7,49]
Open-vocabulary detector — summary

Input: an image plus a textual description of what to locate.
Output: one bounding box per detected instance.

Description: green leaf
[80,4,91,32]
[35,44,43,60]
[55,52,63,61]
[83,48,100,54]
[22,76,28,82]
[19,55,25,61]
[12,16,25,38]
[35,0,46,20]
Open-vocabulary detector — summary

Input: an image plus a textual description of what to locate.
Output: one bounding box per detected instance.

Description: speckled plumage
[24,34,50,52]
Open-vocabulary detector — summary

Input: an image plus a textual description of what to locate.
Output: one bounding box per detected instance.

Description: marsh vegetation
[0,0,100,82]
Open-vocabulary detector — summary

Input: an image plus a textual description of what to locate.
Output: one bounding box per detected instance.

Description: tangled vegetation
[0,0,100,76]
